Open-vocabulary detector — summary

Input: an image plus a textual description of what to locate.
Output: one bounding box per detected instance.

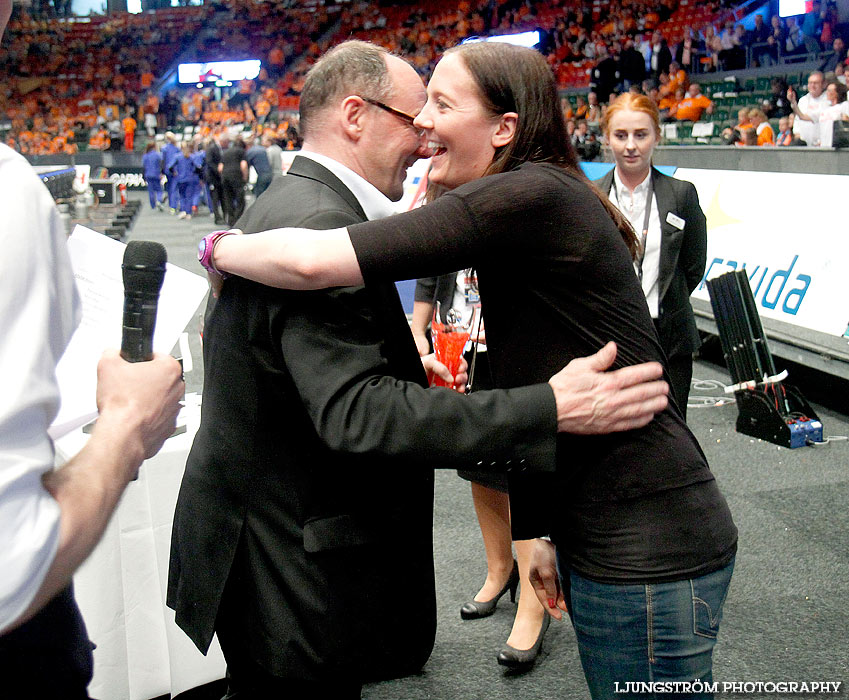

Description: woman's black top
[348,162,737,584]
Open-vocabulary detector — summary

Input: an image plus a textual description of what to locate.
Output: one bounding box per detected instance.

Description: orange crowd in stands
[2,0,846,156]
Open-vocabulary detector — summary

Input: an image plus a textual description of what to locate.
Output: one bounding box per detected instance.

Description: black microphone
[121,241,167,363]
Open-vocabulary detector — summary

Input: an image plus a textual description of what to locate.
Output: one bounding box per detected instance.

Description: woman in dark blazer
[596,92,707,418]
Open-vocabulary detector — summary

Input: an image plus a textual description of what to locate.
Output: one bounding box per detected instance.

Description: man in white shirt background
[789,71,830,146]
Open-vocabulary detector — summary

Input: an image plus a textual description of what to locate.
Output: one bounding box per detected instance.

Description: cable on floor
[688,378,737,409]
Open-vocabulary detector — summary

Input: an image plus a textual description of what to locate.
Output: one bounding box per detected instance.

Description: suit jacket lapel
[651,168,680,303]
[597,169,615,197]
[286,156,427,384]
[287,156,368,221]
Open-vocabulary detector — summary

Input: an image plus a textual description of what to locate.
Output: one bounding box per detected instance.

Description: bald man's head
[298,41,393,140]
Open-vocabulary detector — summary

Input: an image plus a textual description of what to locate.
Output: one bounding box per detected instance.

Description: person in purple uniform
[161,131,181,214]
[141,142,165,210]
[174,143,200,220]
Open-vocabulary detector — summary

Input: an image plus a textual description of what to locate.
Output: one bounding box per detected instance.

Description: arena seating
[2,0,845,156]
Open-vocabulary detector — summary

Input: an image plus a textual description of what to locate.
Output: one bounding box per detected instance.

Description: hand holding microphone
[95,349,184,466]
[90,241,184,478]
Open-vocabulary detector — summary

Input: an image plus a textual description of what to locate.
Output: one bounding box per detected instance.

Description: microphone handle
[121,291,159,362]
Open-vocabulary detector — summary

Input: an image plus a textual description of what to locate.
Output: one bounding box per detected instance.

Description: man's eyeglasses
[361,97,423,136]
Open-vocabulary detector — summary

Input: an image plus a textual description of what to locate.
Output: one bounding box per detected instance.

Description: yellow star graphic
[704,186,742,231]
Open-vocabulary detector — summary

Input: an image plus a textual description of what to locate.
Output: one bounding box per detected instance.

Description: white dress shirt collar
[611,167,651,210]
[296,150,398,221]
[610,166,662,319]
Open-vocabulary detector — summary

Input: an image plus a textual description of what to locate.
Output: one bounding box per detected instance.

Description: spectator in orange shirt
[122,111,137,151]
[254,97,271,124]
[720,107,753,145]
[675,83,713,121]
[666,62,687,95]
[658,87,682,122]
[748,109,775,145]
[574,94,588,119]
[263,86,278,108]
[735,107,753,132]
[89,126,110,151]
[268,45,284,77]
[737,127,758,146]
[644,10,660,30]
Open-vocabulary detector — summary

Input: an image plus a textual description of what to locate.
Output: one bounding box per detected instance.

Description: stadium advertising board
[679,168,849,339]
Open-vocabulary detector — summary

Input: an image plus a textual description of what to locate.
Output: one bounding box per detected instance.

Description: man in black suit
[590,44,622,102]
[620,39,646,91]
[169,41,668,699]
[204,134,224,225]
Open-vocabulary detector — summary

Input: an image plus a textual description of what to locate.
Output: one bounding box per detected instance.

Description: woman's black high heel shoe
[496,613,550,672]
[460,560,519,620]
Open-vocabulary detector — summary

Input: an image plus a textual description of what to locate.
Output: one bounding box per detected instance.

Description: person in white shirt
[262,132,284,179]
[815,81,849,147]
[789,71,830,145]
[821,81,849,121]
[0,2,184,693]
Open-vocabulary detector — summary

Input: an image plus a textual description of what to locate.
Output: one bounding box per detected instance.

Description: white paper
[49,225,209,439]
[62,395,227,700]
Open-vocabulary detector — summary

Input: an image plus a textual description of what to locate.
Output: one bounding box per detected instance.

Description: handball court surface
[128,194,848,700]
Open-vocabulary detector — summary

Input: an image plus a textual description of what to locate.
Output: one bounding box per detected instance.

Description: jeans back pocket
[691,557,735,639]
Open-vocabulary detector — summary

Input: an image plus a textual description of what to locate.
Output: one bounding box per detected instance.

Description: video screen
[462,30,541,49]
[778,0,812,17]
[177,60,262,85]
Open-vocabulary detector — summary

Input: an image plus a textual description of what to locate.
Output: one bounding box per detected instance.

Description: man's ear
[492,112,518,148]
[340,95,367,140]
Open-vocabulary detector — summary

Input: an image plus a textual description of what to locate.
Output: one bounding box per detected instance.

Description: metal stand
[706,270,822,448]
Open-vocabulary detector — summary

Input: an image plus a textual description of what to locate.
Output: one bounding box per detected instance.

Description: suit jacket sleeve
[678,180,708,295]
[277,283,557,470]
[414,273,457,321]
[241,196,558,473]
[414,276,439,303]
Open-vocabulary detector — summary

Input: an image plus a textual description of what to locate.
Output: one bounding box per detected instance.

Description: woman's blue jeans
[558,554,735,699]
